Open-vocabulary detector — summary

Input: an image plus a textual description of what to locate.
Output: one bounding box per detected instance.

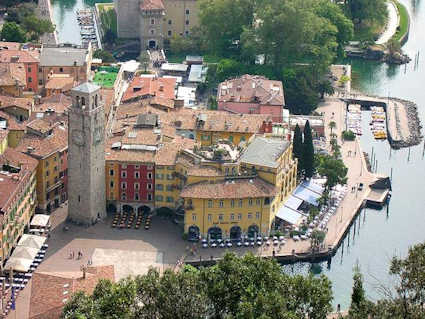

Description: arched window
[95,94,98,107]
[81,97,86,106]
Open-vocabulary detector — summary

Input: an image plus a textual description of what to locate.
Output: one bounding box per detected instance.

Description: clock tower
[68,82,106,225]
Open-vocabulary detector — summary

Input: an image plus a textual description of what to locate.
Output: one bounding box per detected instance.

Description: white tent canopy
[17,234,46,250]
[30,214,50,228]
[11,246,39,260]
[4,257,33,273]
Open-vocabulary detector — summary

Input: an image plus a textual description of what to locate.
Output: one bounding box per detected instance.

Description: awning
[10,246,39,260]
[17,234,46,250]
[30,214,50,228]
[276,206,306,225]
[4,257,33,272]
[293,185,322,206]
[284,196,303,210]
[301,180,324,194]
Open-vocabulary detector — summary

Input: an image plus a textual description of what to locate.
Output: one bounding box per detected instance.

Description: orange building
[0,50,39,93]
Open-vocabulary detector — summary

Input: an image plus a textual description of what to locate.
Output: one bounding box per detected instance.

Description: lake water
[51,0,425,310]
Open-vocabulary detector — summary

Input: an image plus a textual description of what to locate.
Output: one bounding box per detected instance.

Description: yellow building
[16,120,68,213]
[179,136,298,239]
[194,112,273,146]
[0,148,37,263]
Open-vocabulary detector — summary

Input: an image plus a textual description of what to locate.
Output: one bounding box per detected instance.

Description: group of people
[69,250,84,260]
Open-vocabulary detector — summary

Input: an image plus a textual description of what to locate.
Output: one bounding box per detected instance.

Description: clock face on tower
[72,130,85,146]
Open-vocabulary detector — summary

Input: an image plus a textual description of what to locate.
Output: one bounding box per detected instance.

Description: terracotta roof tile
[0,63,26,87]
[16,124,68,159]
[0,42,21,50]
[45,75,74,91]
[140,0,165,10]
[123,77,175,102]
[0,110,26,130]
[218,74,284,106]
[34,94,72,114]
[0,95,34,111]
[180,177,277,199]
[29,265,114,319]
[0,50,39,63]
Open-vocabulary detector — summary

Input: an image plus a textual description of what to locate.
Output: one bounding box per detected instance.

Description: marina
[76,9,101,50]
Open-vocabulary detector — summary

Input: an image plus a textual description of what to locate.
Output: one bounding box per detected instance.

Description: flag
[11,286,15,310]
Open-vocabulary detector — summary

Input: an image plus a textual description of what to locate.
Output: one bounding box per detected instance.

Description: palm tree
[328,121,337,136]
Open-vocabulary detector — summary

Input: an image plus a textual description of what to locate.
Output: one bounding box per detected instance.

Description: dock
[342,94,421,149]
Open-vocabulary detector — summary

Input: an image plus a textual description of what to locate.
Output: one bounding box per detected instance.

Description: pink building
[217,75,285,122]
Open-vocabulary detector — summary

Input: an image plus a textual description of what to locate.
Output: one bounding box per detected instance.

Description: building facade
[0,50,39,93]
[0,149,37,263]
[16,119,69,213]
[68,83,106,225]
[115,0,199,48]
[39,44,93,91]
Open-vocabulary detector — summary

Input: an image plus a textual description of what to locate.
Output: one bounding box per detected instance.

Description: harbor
[76,9,102,50]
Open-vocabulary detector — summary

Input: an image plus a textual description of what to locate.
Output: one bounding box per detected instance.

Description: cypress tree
[303,120,314,178]
[293,124,303,172]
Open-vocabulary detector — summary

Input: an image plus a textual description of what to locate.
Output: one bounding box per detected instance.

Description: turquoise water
[52,0,425,310]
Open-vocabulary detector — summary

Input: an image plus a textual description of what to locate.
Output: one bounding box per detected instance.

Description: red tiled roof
[218,74,284,106]
[140,0,165,10]
[0,42,21,50]
[0,95,34,111]
[122,77,175,102]
[0,50,39,63]
[34,94,72,114]
[16,124,68,159]
[180,177,277,199]
[0,63,26,87]
[45,75,74,91]
[29,266,115,319]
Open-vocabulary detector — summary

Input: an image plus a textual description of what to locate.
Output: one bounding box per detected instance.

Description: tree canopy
[303,120,315,178]
[348,242,425,319]
[4,2,54,42]
[62,253,333,319]
[0,22,27,43]
[316,154,348,190]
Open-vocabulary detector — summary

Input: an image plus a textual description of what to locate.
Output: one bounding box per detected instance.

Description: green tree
[282,67,320,115]
[316,154,348,191]
[303,120,315,178]
[0,22,26,43]
[346,0,387,25]
[328,121,337,136]
[22,15,55,41]
[293,123,303,172]
[348,242,425,319]
[93,49,116,63]
[313,0,354,54]
[216,58,243,82]
[198,0,256,57]
[311,229,326,251]
[318,79,335,99]
[62,253,334,319]
[100,8,117,45]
